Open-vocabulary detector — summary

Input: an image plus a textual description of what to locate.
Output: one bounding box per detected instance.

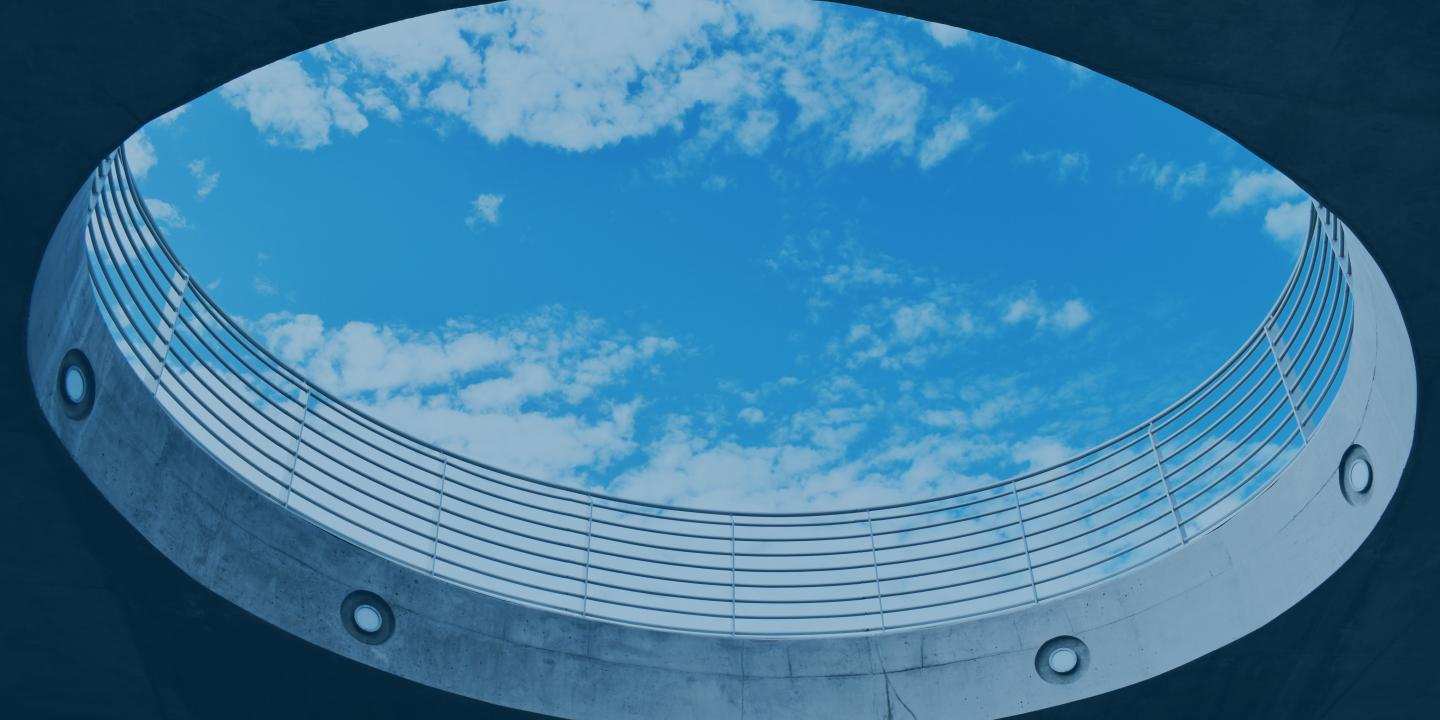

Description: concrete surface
[2,1,1437,718]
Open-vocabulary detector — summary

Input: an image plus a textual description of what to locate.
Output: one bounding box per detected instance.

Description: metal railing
[82,148,1355,636]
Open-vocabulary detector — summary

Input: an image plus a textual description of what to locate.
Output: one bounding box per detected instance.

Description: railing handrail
[84,146,1356,636]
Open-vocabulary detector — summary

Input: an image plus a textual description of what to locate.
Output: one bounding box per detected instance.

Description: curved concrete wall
[27,156,1415,717]
[6,1,1435,718]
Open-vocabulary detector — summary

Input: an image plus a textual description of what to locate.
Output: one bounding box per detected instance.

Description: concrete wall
[27,162,1415,718]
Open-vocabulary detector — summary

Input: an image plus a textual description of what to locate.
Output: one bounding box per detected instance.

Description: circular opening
[1047,646,1079,674]
[133,3,1306,515]
[63,365,88,404]
[352,604,383,634]
[1347,457,1372,494]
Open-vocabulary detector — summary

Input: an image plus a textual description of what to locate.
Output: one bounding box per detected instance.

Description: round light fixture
[63,365,87,404]
[57,349,96,420]
[1035,636,1088,684]
[1347,457,1372,494]
[1339,445,1374,505]
[341,590,394,644]
[1047,646,1079,674]
[353,604,384,634]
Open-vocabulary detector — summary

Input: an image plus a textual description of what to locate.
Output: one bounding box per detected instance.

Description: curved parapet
[62,150,1367,638]
[23,134,1416,717]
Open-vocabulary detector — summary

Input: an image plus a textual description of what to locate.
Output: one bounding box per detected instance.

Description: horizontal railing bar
[83,149,1355,636]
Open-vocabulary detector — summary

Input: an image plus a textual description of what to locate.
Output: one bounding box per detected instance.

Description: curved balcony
[5,2,1434,717]
[80,146,1357,637]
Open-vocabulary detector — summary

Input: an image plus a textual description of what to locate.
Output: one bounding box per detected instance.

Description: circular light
[352,604,384,634]
[57,350,96,420]
[1347,457,1372,494]
[63,365,88,404]
[1047,647,1079,674]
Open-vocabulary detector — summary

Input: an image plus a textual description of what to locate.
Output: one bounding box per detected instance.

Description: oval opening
[124,2,1314,513]
[83,0,1357,635]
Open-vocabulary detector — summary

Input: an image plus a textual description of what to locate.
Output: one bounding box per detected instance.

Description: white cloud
[282,1,998,168]
[124,131,157,178]
[1002,294,1041,325]
[1053,57,1094,87]
[231,298,1110,511]
[1125,154,1207,198]
[1213,168,1302,214]
[331,10,487,85]
[144,198,186,230]
[253,277,278,296]
[357,87,402,122]
[920,408,968,430]
[251,307,676,404]
[923,21,973,48]
[1264,200,1311,248]
[844,297,979,370]
[818,259,900,292]
[919,101,999,169]
[248,308,677,484]
[1050,299,1093,331]
[221,58,369,149]
[1002,292,1092,333]
[467,193,505,227]
[188,159,220,199]
[1018,149,1089,181]
[1010,436,1077,471]
[1214,168,1311,247]
[155,104,189,125]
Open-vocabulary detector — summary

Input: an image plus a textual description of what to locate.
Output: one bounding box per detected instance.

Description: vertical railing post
[1147,423,1186,542]
[1263,323,1310,444]
[729,515,737,636]
[1009,482,1040,603]
[865,510,887,630]
[151,270,189,394]
[429,456,448,574]
[581,496,595,616]
[283,384,309,508]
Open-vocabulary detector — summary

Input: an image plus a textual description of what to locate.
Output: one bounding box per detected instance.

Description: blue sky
[125,0,1311,511]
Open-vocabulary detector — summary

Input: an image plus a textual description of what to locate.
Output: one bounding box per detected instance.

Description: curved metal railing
[82,147,1355,636]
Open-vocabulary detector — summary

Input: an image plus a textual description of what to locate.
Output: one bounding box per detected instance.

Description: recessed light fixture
[1340,445,1374,505]
[1047,646,1079,674]
[57,349,95,420]
[341,590,395,644]
[1035,636,1089,684]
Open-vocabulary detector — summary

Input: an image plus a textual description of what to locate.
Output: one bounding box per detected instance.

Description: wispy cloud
[1053,58,1094,87]
[1002,292,1093,333]
[1018,149,1089,181]
[1214,168,1310,249]
[919,100,1000,170]
[1263,201,1311,247]
[144,198,187,230]
[224,1,999,169]
[220,58,369,149]
[922,21,973,48]
[466,193,505,227]
[1213,168,1302,214]
[1124,154,1207,199]
[123,131,157,178]
[188,159,220,199]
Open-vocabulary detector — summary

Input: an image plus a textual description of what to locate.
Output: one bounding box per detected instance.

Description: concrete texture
[25,168,1414,719]
[1,1,1437,718]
